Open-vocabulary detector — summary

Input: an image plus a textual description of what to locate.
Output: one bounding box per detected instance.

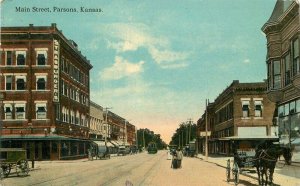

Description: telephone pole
[205,99,208,160]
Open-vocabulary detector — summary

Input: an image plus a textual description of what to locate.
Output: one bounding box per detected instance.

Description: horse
[255,141,292,186]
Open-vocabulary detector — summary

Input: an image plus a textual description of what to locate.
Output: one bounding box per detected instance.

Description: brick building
[105,110,136,146]
[197,80,276,156]
[0,24,92,160]
[262,0,300,162]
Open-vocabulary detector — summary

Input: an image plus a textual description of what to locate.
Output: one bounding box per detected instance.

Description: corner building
[197,81,276,156]
[262,0,300,162]
[0,24,92,160]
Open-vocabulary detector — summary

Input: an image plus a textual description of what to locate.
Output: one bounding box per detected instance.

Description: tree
[170,122,197,147]
[137,128,167,150]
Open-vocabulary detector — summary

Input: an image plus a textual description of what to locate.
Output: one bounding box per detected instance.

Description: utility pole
[187,118,192,143]
[143,129,145,149]
[205,99,208,160]
[186,122,188,145]
[181,130,184,148]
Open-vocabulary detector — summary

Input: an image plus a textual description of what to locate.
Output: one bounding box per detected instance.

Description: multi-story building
[89,101,105,139]
[0,24,92,160]
[197,80,276,156]
[262,0,300,162]
[105,110,136,146]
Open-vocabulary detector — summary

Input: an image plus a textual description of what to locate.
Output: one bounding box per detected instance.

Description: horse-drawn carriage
[225,137,291,186]
[90,141,110,160]
[0,148,30,179]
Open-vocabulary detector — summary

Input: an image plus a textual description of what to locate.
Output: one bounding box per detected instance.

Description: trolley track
[101,152,163,186]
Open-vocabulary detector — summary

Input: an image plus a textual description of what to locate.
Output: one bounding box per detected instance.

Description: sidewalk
[196,154,300,186]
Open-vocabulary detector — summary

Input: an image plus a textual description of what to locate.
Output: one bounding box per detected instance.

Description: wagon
[224,136,278,186]
[90,141,111,160]
[0,148,30,179]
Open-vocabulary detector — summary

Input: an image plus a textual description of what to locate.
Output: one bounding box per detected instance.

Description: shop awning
[106,141,114,147]
[92,140,106,146]
[0,135,90,141]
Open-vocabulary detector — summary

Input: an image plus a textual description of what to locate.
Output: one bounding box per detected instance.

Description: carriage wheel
[2,164,11,178]
[16,159,29,177]
[232,162,239,186]
[226,159,231,182]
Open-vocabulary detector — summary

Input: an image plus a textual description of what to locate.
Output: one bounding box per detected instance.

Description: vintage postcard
[0,0,300,185]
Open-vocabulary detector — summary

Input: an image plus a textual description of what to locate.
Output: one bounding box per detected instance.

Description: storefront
[1,135,89,160]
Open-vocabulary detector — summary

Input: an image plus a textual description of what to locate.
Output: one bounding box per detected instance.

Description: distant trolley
[0,148,30,179]
[147,142,158,154]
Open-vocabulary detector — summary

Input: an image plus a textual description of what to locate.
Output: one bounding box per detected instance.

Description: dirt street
[0,151,273,186]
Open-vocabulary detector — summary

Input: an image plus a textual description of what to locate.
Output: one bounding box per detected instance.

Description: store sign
[200,131,211,137]
[53,40,60,102]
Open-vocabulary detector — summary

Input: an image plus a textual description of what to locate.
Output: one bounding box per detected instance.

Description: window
[36,51,47,65]
[267,62,271,90]
[242,101,250,118]
[290,101,296,114]
[16,51,26,66]
[296,100,300,113]
[16,76,26,90]
[278,105,284,117]
[15,104,25,119]
[75,111,80,125]
[76,90,79,102]
[284,103,289,116]
[36,77,46,90]
[284,53,291,85]
[71,110,75,124]
[254,101,263,117]
[6,51,12,65]
[273,60,281,89]
[4,104,12,119]
[5,76,12,90]
[293,38,299,76]
[64,83,68,96]
[36,104,47,119]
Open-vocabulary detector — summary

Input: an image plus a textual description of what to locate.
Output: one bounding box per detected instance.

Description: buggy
[0,148,30,179]
[225,137,278,186]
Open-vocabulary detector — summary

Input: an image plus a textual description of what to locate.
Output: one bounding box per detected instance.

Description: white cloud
[100,56,145,80]
[101,23,189,69]
[243,59,250,64]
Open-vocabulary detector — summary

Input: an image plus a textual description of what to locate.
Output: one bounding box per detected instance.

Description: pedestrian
[171,149,178,168]
[176,148,183,168]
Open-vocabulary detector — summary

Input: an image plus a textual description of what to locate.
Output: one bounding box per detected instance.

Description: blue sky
[1,0,276,143]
